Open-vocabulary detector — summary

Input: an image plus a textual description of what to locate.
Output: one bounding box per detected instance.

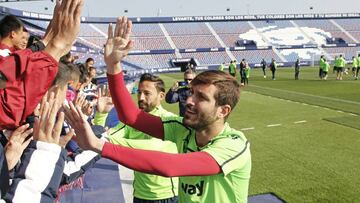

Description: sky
[0,0,359,17]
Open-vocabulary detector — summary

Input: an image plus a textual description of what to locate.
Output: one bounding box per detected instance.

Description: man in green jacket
[319,55,325,79]
[228,60,237,77]
[336,54,346,80]
[352,56,358,78]
[356,54,360,80]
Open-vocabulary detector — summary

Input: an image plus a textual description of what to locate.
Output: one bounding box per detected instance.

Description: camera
[178,81,188,87]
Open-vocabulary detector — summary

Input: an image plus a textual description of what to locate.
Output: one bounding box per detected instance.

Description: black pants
[319,68,323,78]
[271,69,276,79]
[240,70,246,84]
[262,67,266,76]
[134,196,178,203]
[295,71,299,80]
[356,67,360,77]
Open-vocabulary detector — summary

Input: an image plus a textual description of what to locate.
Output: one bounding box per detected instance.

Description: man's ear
[217,104,231,119]
[159,91,165,100]
[10,30,17,39]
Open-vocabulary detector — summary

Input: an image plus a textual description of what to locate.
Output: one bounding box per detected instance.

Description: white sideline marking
[241,127,255,131]
[267,124,282,127]
[294,120,307,124]
[118,164,134,203]
[337,110,344,113]
[250,85,360,105]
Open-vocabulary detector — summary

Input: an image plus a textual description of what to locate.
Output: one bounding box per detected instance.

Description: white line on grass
[267,124,282,127]
[337,110,344,113]
[349,113,358,116]
[294,120,307,124]
[250,85,360,105]
[241,127,255,131]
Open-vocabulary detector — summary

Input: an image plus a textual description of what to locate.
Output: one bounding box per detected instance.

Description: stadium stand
[279,48,324,62]
[122,53,176,69]
[170,35,221,49]
[4,5,360,71]
[163,22,212,35]
[133,37,172,50]
[210,21,252,34]
[232,49,282,63]
[294,19,357,44]
[181,51,231,65]
[322,46,360,60]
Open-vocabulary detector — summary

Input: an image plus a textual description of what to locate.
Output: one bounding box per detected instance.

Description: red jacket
[0,44,58,130]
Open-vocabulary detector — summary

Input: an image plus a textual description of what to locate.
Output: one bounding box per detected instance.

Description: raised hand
[59,130,74,148]
[44,0,84,61]
[33,90,66,145]
[74,93,96,116]
[74,93,86,107]
[96,85,114,114]
[64,102,104,153]
[104,16,134,74]
[4,124,33,170]
[41,0,61,46]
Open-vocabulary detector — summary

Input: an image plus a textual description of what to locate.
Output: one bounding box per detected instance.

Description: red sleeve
[101,142,221,177]
[0,49,33,82]
[107,72,164,139]
[0,51,58,130]
[23,51,58,122]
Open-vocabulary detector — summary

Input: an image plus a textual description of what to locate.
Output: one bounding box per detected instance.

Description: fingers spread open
[19,128,33,143]
[63,0,72,16]
[53,112,65,141]
[22,136,33,150]
[108,23,113,39]
[115,17,122,37]
[12,124,30,137]
[69,102,81,121]
[74,0,84,22]
[124,19,132,41]
[40,102,50,136]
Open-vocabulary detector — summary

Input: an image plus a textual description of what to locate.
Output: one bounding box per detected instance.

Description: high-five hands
[104,16,134,75]
[96,85,114,114]
[4,124,33,170]
[44,0,84,61]
[33,90,74,145]
[63,102,104,154]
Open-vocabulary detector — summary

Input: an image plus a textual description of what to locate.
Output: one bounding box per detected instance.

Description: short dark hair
[76,63,89,84]
[53,62,81,86]
[191,70,240,113]
[85,58,94,64]
[60,52,72,63]
[184,68,195,75]
[0,15,24,38]
[89,66,96,71]
[139,73,165,93]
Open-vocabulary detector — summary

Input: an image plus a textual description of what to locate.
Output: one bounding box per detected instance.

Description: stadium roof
[0,0,359,18]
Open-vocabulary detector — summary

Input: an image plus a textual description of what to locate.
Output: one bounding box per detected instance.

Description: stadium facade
[2,6,360,75]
